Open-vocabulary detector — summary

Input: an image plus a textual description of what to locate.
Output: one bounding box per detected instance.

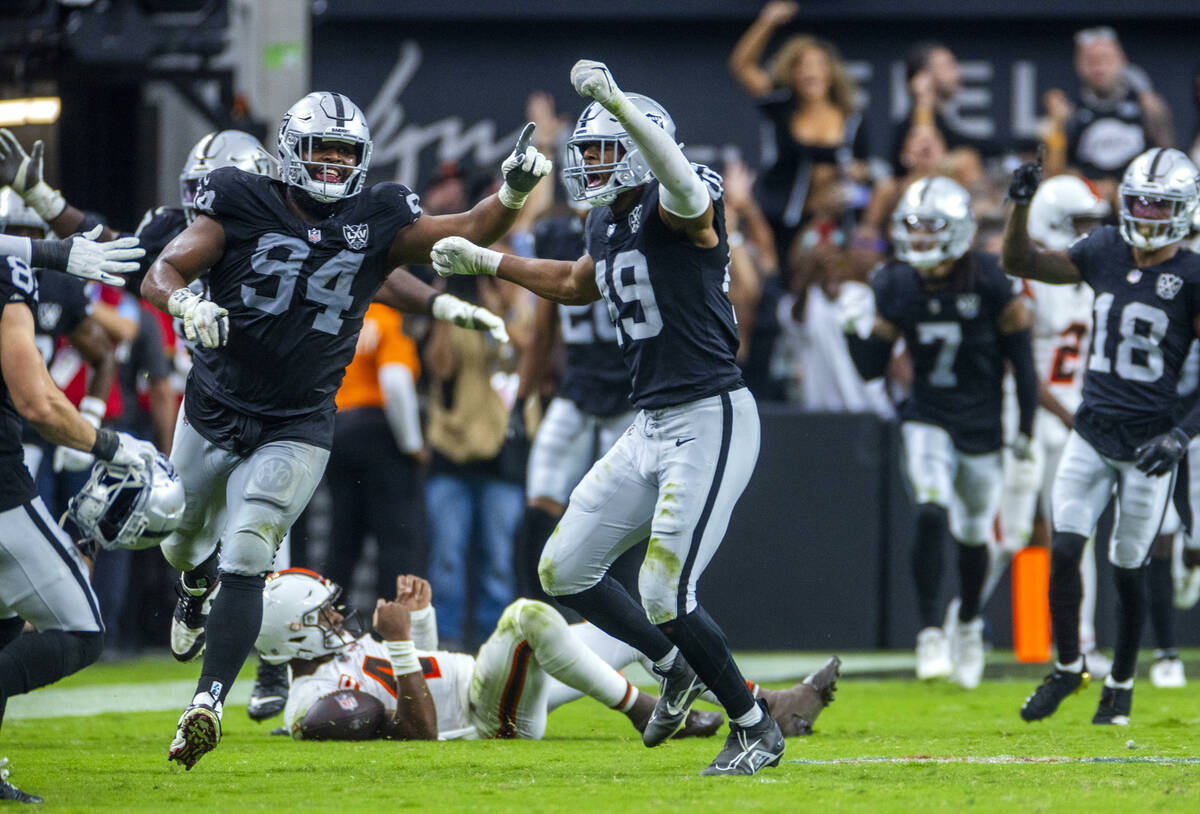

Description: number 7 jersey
[188,166,420,443]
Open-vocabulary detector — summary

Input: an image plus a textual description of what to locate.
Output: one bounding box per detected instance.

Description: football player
[842,176,1039,689]
[0,229,148,804]
[1004,147,1200,725]
[140,91,549,770]
[431,60,785,775]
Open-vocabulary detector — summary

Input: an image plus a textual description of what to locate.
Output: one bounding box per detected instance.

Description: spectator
[729,1,871,265]
[423,275,523,651]
[1042,26,1174,195]
[322,302,428,610]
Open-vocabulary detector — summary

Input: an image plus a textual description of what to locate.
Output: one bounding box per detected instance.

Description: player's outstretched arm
[571,60,716,245]
[375,268,510,343]
[1000,159,1082,284]
[373,597,438,741]
[431,236,600,305]
[142,215,229,348]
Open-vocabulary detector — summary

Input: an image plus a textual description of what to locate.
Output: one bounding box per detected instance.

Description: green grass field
[3,653,1199,813]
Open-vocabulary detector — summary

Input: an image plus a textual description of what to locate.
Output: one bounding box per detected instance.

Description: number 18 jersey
[189,167,420,447]
[584,170,741,410]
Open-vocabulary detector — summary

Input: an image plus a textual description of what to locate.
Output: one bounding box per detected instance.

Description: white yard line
[788,755,1200,765]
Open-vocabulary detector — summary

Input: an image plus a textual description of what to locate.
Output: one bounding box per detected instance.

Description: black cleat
[0,758,42,804]
[247,658,289,722]
[170,576,218,663]
[1092,684,1132,725]
[700,699,785,776]
[1021,667,1089,722]
[642,656,707,747]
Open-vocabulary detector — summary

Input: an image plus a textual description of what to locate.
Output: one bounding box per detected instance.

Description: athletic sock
[913,503,949,629]
[956,541,989,621]
[195,572,265,703]
[1111,565,1147,684]
[658,605,756,720]
[555,575,675,662]
[513,600,630,708]
[514,506,560,602]
[1147,555,1176,653]
[654,647,678,674]
[1049,532,1088,665]
[1057,657,1084,673]
[1105,675,1134,690]
[732,704,764,727]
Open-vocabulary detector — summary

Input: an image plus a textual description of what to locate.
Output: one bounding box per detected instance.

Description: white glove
[571,59,621,106]
[168,287,229,348]
[836,283,876,339]
[1005,434,1041,494]
[55,396,105,472]
[65,226,144,286]
[498,122,552,210]
[0,128,66,221]
[430,236,503,278]
[109,432,159,470]
[431,293,509,343]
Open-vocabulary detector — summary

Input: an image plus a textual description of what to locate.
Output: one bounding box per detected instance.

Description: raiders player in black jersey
[140,91,548,770]
[432,61,784,776]
[0,230,147,804]
[843,176,1038,690]
[1004,147,1200,726]
[511,211,634,605]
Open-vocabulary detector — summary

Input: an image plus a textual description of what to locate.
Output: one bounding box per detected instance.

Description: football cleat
[1020,666,1088,722]
[759,655,841,736]
[1149,656,1186,688]
[0,758,42,804]
[247,657,290,721]
[916,627,952,680]
[168,693,223,771]
[1092,683,1132,725]
[170,576,218,662]
[642,656,707,748]
[628,692,723,739]
[700,699,785,776]
[952,617,985,689]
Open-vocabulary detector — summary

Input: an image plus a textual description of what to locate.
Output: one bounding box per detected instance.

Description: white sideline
[6,680,253,720]
[789,756,1200,765]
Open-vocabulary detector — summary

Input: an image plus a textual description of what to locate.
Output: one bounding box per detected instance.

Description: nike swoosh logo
[675,437,696,447]
[663,677,700,716]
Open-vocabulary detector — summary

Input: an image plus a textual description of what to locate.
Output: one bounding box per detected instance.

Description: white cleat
[1149,657,1186,689]
[916,627,952,680]
[952,617,985,689]
[1081,648,1111,682]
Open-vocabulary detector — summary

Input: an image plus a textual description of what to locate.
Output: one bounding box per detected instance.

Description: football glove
[430,292,509,343]
[64,226,143,286]
[498,122,552,210]
[1006,433,1040,494]
[1011,432,1034,461]
[836,283,876,339]
[1007,159,1042,205]
[168,287,229,348]
[1134,427,1189,477]
[571,59,620,106]
[430,236,503,278]
[0,128,66,221]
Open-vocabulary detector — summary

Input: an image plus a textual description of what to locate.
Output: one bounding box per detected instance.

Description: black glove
[1008,160,1042,205]
[507,397,528,443]
[1134,427,1189,476]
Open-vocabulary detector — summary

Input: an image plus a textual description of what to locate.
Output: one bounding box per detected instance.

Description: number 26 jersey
[189,167,420,443]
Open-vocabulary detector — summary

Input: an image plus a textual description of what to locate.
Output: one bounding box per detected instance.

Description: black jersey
[533,216,630,417]
[873,252,1014,454]
[32,270,90,363]
[0,256,38,510]
[1068,225,1200,459]
[186,167,420,449]
[584,168,741,410]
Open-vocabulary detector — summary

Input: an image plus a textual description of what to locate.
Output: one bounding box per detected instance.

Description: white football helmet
[277,92,372,204]
[256,569,358,665]
[67,453,185,551]
[0,188,48,237]
[1028,175,1110,251]
[179,130,276,223]
[890,175,976,270]
[561,94,676,207]
[1118,147,1200,251]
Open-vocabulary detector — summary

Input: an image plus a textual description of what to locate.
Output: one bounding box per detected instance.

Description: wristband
[90,427,118,461]
[22,181,67,222]
[28,238,70,272]
[79,395,107,422]
[167,287,197,317]
[497,182,529,210]
[385,639,421,676]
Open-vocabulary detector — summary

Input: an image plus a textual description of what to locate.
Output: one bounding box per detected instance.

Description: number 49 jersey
[189,166,419,442]
[584,168,742,410]
[871,252,1014,454]
[1067,225,1200,456]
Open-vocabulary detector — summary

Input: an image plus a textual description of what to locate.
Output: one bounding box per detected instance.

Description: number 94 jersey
[189,166,419,437]
[584,169,742,410]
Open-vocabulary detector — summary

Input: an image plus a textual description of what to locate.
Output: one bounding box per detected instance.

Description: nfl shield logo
[343,223,369,251]
[1156,272,1183,301]
[956,294,980,319]
[307,228,322,243]
[336,693,359,711]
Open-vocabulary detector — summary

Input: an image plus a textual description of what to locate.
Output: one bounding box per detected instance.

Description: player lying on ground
[255,571,839,742]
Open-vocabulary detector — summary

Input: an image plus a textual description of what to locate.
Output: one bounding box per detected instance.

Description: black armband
[28,237,71,272]
[425,292,442,315]
[999,328,1038,437]
[845,333,893,381]
[89,427,119,461]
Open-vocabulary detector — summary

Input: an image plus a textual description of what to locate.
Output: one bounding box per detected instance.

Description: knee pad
[219,526,277,576]
[160,532,220,573]
[512,599,564,644]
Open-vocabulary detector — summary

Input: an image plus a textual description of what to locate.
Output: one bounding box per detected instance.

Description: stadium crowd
[3,2,1200,690]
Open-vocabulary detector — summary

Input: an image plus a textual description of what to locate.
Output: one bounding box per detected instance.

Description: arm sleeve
[1000,328,1038,437]
[408,606,438,651]
[606,93,711,219]
[378,364,423,454]
[845,333,894,381]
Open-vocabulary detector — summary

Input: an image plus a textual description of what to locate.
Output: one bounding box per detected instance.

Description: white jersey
[283,636,478,740]
[1027,279,1093,413]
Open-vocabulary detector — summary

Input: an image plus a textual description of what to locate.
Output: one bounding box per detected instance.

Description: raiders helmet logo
[956,294,980,319]
[628,204,643,233]
[1156,272,1183,301]
[343,223,369,251]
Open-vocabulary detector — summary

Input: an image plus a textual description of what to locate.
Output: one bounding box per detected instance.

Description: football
[297,690,386,741]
